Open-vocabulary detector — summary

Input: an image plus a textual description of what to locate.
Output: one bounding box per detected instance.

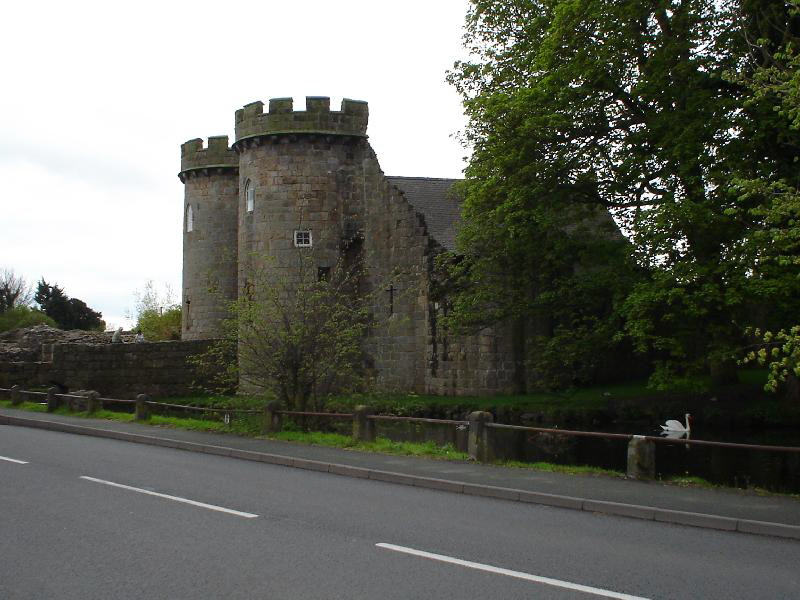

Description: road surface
[1,425,798,599]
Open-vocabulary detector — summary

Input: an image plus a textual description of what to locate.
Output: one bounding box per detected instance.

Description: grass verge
[0,400,262,436]
[264,430,468,460]
[496,459,624,478]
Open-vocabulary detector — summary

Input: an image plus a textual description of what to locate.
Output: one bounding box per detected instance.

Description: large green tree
[35,280,105,331]
[448,0,800,388]
[737,1,800,398]
[0,269,55,332]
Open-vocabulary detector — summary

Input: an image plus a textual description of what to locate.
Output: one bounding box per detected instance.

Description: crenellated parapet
[234,96,368,145]
[178,136,238,182]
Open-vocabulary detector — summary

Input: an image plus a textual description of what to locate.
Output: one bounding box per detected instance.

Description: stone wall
[45,340,214,398]
[362,148,517,395]
[236,136,360,294]
[363,154,433,393]
[0,361,47,389]
[426,321,517,396]
[180,135,239,341]
[1,334,217,399]
[181,170,239,340]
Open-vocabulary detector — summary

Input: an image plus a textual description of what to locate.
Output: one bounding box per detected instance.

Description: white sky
[1,0,472,329]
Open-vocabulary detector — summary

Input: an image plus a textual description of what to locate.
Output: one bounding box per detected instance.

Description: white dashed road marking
[376,543,651,600]
[80,476,258,518]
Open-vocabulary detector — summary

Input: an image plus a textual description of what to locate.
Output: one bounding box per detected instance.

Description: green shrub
[136,306,181,341]
[0,306,56,333]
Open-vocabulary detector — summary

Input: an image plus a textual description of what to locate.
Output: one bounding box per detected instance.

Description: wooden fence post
[468,411,494,462]
[352,405,375,442]
[135,394,150,421]
[10,385,22,406]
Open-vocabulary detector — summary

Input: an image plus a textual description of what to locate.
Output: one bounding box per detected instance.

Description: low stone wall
[0,361,48,389]
[45,340,215,399]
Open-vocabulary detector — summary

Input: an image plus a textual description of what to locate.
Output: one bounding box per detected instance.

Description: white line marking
[0,455,28,464]
[80,476,258,519]
[376,543,651,600]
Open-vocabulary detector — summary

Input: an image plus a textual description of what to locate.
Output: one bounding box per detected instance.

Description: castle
[179,96,518,395]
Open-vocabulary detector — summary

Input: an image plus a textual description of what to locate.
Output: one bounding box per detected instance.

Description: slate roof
[386,176,463,251]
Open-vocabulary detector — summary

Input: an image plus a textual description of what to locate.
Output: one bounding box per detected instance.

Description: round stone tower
[232,97,370,299]
[178,136,239,340]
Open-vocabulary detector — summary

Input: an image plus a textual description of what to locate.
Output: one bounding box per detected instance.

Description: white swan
[661,413,691,435]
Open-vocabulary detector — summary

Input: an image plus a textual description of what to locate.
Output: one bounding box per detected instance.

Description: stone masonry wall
[362,146,517,395]
[234,128,519,395]
[0,361,48,389]
[426,319,517,396]
[48,340,214,398]
[181,96,520,397]
[182,171,239,340]
[237,135,365,293]
[362,151,431,392]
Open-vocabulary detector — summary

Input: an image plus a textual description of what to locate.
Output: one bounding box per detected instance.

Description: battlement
[234,96,368,143]
[179,136,238,178]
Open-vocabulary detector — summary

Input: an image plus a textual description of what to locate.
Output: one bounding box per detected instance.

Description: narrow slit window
[245,179,254,212]
[186,204,193,232]
[294,230,312,247]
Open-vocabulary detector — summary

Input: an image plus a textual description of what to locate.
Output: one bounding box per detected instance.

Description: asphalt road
[1,425,799,600]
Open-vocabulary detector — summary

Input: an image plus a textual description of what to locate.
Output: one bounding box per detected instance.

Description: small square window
[317,266,330,281]
[294,230,312,247]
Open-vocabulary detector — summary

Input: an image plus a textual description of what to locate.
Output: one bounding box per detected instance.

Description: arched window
[245,179,254,212]
[186,204,193,232]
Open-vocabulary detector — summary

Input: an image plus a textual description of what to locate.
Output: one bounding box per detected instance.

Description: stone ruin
[0,324,118,362]
[0,325,211,399]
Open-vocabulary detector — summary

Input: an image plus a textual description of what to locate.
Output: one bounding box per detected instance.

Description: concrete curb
[3,413,799,541]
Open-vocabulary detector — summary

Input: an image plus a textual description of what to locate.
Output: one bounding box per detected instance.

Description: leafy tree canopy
[34,280,105,331]
[448,0,800,388]
[0,268,32,313]
[736,1,800,399]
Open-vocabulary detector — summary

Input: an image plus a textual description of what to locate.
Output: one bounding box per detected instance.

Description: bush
[130,281,181,341]
[137,306,181,341]
[0,306,56,333]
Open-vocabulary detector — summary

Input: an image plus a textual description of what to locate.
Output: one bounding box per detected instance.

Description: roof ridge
[386,175,462,182]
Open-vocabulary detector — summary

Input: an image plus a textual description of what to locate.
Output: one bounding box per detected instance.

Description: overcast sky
[1,0,472,329]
